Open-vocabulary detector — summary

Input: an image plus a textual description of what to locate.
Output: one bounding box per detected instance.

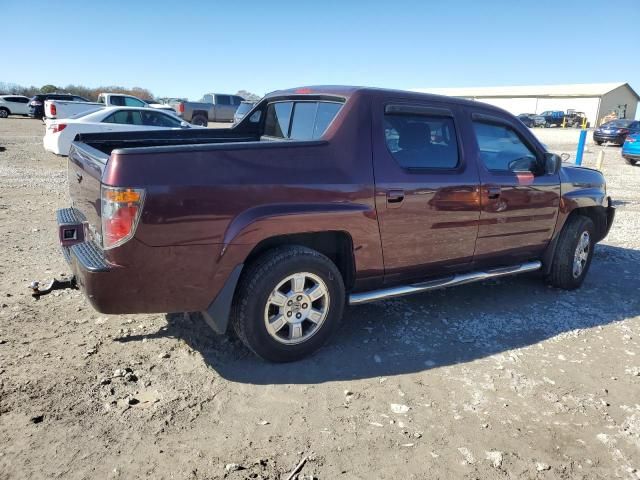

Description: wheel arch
[542,204,612,274]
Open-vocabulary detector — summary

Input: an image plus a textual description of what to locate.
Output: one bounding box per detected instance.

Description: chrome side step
[348,260,542,305]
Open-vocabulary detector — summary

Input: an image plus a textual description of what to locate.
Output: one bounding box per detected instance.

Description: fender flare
[201,202,375,334]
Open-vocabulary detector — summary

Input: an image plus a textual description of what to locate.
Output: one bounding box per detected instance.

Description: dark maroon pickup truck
[57,86,614,362]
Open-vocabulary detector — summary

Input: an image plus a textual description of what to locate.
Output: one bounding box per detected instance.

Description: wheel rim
[573,231,590,278]
[0,110,7,118]
[263,272,330,345]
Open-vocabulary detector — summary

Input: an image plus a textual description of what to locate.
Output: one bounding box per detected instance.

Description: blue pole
[575,129,587,165]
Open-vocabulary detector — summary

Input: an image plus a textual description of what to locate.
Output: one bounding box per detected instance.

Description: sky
[3,0,639,100]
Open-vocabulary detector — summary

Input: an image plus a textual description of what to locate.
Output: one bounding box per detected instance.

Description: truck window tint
[313,102,341,139]
[110,96,126,106]
[264,102,293,138]
[289,102,318,140]
[216,95,231,106]
[384,114,459,169]
[264,101,342,140]
[472,121,538,172]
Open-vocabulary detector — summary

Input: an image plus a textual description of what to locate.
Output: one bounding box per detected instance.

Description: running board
[348,260,542,305]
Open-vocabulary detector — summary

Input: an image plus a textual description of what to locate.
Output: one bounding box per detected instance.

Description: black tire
[0,108,9,119]
[191,115,208,127]
[546,215,596,290]
[595,141,602,146]
[625,158,637,166]
[231,246,345,362]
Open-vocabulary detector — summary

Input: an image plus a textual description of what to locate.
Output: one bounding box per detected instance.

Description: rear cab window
[383,106,460,169]
[262,100,342,140]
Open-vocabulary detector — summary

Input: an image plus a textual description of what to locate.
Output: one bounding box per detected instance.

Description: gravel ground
[0,118,639,479]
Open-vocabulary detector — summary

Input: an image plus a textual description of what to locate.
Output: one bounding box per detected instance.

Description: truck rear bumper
[56,207,241,315]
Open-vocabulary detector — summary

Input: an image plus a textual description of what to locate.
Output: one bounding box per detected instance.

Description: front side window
[384,114,459,169]
[472,121,539,173]
[263,101,342,140]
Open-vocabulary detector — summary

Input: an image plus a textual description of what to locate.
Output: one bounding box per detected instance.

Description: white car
[43,106,195,156]
[0,95,31,118]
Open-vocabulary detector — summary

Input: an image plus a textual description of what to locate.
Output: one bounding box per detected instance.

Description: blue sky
[3,0,639,100]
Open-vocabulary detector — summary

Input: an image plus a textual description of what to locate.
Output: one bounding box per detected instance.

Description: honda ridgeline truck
[56,86,615,362]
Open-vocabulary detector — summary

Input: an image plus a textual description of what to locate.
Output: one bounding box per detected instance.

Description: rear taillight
[100,186,145,249]
[51,124,66,133]
[178,103,184,113]
[626,137,637,143]
[49,103,57,116]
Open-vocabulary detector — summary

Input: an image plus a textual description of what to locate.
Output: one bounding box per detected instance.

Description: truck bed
[75,128,260,155]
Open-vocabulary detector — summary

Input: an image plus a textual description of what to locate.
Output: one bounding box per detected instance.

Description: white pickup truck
[44,93,177,120]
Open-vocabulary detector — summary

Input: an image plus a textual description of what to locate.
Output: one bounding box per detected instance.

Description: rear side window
[263,101,342,140]
[102,110,143,125]
[384,114,459,169]
[110,96,126,106]
[472,121,538,173]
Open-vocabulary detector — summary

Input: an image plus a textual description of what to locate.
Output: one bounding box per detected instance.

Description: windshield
[236,103,254,115]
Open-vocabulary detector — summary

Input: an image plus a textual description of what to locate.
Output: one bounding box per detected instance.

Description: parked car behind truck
[29,93,90,119]
[45,93,178,121]
[57,86,614,362]
[176,93,245,126]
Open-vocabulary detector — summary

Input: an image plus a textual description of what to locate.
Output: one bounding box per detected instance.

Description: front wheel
[625,158,637,166]
[231,246,345,362]
[546,215,596,290]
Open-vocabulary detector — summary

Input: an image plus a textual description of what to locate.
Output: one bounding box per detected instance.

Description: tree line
[0,82,262,102]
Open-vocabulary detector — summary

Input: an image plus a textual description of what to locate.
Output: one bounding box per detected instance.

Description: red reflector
[51,124,67,133]
[516,172,534,185]
[178,103,184,113]
[104,205,138,245]
[295,88,312,94]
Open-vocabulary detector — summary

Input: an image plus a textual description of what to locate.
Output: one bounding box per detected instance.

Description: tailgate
[68,142,108,244]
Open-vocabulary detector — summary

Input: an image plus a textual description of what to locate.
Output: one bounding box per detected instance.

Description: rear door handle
[486,186,501,199]
[386,189,405,208]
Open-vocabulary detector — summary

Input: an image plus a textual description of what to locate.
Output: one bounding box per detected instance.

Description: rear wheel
[625,158,637,166]
[231,246,345,362]
[0,108,9,119]
[546,215,596,290]
[595,141,602,146]
[191,115,208,127]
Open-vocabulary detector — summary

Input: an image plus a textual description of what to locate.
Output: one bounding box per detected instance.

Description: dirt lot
[1,119,639,479]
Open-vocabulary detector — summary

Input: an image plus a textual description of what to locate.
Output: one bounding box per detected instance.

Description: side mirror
[544,153,562,175]
[560,153,571,161]
[180,121,189,128]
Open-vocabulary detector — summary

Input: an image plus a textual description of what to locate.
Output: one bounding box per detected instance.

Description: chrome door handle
[387,189,405,208]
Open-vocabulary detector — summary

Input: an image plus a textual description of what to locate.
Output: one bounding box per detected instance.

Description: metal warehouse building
[413,82,639,126]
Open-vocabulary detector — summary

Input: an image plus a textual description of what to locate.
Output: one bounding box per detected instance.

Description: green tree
[40,84,58,94]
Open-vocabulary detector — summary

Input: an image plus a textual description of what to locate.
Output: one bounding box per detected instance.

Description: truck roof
[264,85,508,113]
